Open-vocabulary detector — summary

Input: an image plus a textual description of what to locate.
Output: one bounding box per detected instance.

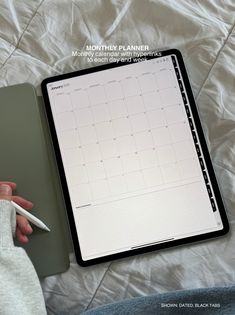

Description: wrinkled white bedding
[0,0,234,314]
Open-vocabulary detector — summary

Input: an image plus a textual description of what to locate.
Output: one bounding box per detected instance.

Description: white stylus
[11,201,50,232]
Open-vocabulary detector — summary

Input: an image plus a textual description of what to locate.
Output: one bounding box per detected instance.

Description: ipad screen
[45,53,225,262]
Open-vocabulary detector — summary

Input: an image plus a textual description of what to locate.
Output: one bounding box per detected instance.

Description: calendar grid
[53,62,201,207]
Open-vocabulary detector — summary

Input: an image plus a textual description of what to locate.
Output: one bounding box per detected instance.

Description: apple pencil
[11,201,50,232]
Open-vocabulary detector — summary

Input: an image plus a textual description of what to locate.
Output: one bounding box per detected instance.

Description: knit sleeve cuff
[0,200,16,248]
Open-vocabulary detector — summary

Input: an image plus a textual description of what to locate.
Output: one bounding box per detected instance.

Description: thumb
[0,184,12,200]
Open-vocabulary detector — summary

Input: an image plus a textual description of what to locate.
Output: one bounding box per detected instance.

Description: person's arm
[0,183,47,315]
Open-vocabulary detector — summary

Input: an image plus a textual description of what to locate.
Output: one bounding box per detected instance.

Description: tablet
[42,49,229,266]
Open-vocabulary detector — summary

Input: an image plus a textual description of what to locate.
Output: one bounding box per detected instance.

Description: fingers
[16,228,29,244]
[12,196,33,210]
[0,181,16,190]
[17,215,33,234]
[0,182,33,208]
[16,215,33,244]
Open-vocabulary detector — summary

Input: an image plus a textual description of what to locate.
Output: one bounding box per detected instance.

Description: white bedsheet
[0,0,234,314]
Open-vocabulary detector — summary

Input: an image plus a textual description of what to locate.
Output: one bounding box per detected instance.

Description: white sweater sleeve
[0,200,47,315]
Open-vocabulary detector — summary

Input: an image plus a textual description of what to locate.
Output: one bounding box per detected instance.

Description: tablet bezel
[41,49,229,267]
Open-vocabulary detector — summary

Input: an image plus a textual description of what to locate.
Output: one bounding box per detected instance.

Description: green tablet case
[0,83,72,278]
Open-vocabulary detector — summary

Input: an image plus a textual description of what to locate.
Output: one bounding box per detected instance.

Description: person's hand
[0,181,33,243]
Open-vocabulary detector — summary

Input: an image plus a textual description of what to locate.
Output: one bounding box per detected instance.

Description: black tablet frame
[41,49,229,267]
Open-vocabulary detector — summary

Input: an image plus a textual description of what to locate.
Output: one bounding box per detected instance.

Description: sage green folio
[0,83,72,278]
